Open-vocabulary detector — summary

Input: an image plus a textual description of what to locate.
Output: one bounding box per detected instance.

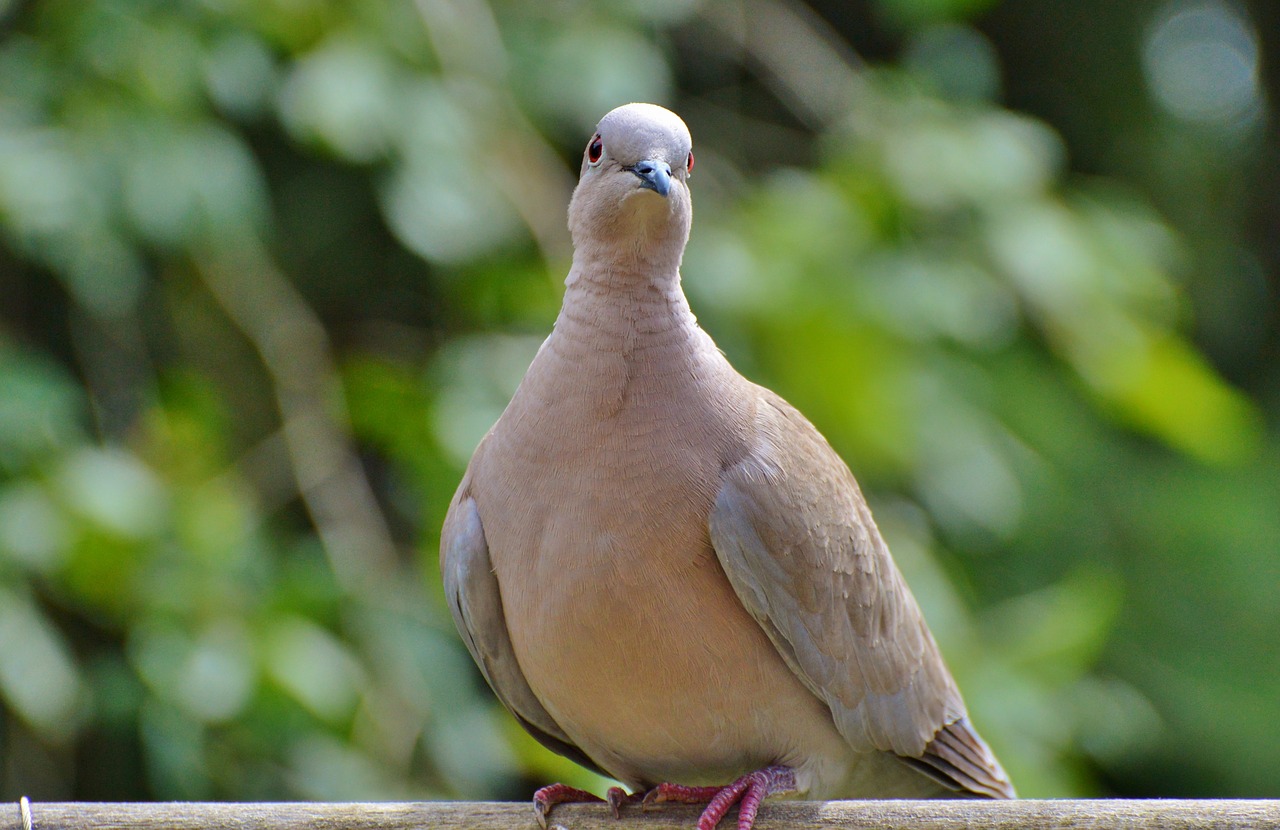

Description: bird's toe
[532,783,605,828]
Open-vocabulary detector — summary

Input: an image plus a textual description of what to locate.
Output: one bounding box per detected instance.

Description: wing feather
[709,390,1014,797]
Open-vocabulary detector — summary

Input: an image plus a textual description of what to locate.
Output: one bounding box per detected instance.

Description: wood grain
[7,800,1280,830]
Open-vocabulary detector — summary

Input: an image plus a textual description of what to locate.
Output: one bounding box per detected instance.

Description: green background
[0,0,1276,802]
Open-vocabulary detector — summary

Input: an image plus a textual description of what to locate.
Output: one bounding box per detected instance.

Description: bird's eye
[686,150,694,174]
[587,134,603,165]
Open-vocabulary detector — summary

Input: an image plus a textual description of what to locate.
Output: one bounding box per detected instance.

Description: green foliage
[1,0,1276,803]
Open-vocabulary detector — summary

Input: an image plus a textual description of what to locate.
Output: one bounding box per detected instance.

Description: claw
[606,787,637,818]
[532,784,604,829]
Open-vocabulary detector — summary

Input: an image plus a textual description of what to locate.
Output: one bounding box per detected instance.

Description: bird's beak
[630,159,672,198]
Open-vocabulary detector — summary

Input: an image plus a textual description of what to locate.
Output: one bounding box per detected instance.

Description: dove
[440,102,1015,830]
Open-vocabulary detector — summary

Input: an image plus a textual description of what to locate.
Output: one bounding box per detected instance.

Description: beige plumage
[440,103,1014,830]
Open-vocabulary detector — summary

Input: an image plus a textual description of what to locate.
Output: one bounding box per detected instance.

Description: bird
[440,102,1015,830]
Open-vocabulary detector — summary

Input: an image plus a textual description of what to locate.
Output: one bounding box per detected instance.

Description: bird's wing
[709,389,1014,798]
[440,486,607,777]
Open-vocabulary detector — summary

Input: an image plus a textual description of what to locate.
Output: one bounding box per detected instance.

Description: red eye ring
[686,150,694,174]
[587,134,603,165]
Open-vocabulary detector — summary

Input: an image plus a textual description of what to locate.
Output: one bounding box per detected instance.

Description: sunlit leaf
[0,588,85,738]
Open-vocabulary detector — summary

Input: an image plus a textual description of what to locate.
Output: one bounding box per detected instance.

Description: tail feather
[901,717,1016,799]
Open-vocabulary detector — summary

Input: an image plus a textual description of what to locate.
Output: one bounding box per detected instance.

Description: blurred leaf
[121,121,268,246]
[0,484,71,572]
[139,697,209,799]
[57,448,168,540]
[430,334,544,466]
[380,81,527,264]
[278,35,401,163]
[286,733,407,800]
[0,344,85,468]
[1085,329,1262,464]
[983,566,1123,682]
[513,20,673,130]
[264,616,365,723]
[0,588,86,738]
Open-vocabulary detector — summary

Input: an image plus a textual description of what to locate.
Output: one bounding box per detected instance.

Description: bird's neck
[512,249,731,436]
[567,228,686,286]
[559,247,696,350]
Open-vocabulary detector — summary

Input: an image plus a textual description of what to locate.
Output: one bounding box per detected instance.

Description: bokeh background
[0,0,1277,803]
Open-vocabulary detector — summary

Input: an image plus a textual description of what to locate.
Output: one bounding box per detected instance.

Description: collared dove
[440,103,1015,830]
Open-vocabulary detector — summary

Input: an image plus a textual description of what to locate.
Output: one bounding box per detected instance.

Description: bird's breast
[474,348,848,790]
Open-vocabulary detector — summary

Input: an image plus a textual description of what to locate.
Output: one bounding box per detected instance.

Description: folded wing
[709,390,1014,798]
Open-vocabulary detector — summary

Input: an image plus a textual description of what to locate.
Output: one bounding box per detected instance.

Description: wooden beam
[8,800,1280,830]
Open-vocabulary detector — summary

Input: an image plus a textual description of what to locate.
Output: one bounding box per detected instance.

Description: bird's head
[567,103,694,269]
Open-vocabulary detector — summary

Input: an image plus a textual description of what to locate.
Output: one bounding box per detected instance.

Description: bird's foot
[532,784,605,829]
[601,787,637,817]
[639,782,728,807]
[637,766,797,830]
[604,786,650,817]
[605,783,724,816]
[696,766,796,830]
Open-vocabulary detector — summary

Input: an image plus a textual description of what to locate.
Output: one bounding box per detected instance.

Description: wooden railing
[8,800,1280,830]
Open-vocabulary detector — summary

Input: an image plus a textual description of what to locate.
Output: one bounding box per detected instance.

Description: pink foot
[606,786,639,817]
[637,766,797,830]
[699,766,797,830]
[641,782,728,807]
[532,783,604,828]
[605,782,725,815]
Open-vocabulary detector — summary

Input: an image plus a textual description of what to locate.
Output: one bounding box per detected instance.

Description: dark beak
[630,159,672,198]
